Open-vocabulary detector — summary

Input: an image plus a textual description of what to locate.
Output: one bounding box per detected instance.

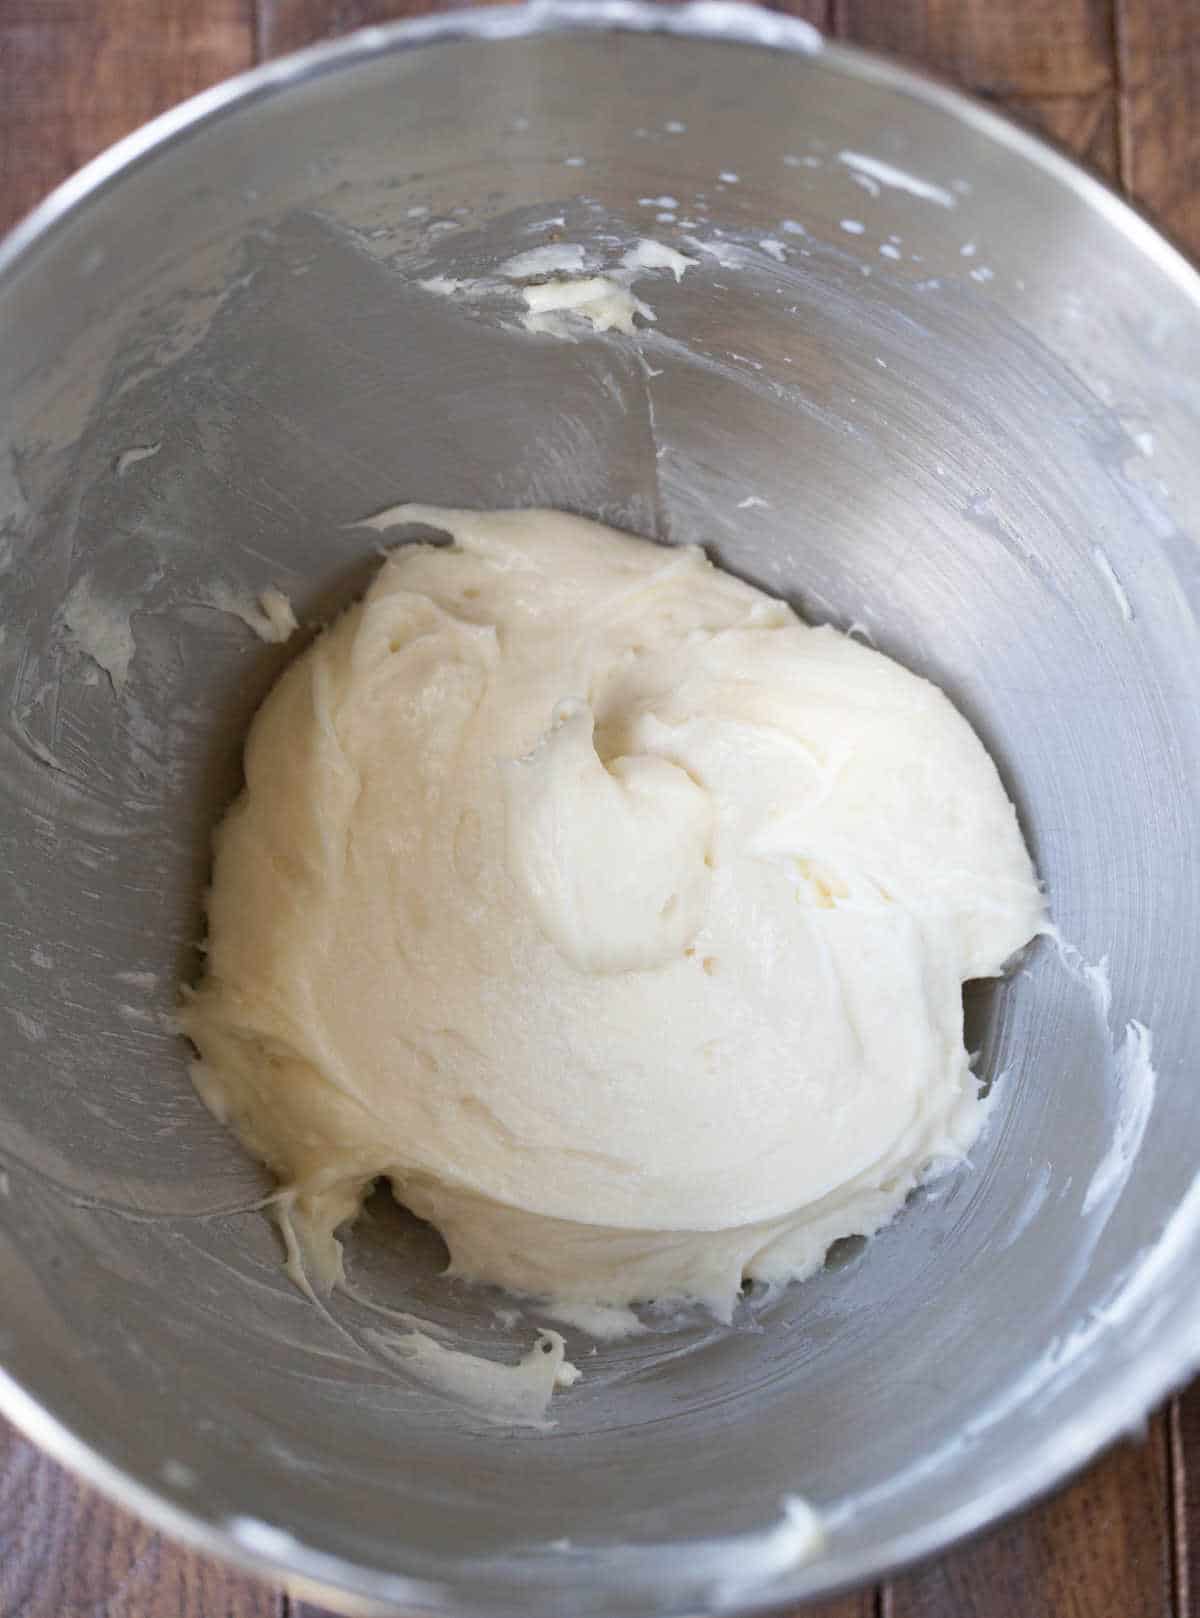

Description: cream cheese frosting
[182,506,1044,1321]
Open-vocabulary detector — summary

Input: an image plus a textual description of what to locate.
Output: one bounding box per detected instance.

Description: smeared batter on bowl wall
[180,506,1044,1325]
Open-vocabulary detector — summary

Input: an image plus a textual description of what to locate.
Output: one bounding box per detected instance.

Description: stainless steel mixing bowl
[2,4,1199,1613]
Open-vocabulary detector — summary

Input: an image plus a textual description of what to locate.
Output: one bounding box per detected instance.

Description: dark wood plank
[295,1592,876,1618]
[1116,0,1200,255]
[298,1600,875,1617]
[0,1415,284,1618]
[1172,1384,1200,1618]
[837,0,1115,92]
[836,0,1120,176]
[1006,88,1121,178]
[257,0,515,60]
[256,0,836,58]
[0,0,255,235]
[766,1587,878,1618]
[884,1425,1174,1618]
[764,0,839,25]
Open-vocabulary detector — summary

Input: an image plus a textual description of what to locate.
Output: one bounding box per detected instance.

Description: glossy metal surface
[2,5,1200,1613]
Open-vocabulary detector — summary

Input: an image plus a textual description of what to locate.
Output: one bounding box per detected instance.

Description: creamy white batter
[182,506,1044,1321]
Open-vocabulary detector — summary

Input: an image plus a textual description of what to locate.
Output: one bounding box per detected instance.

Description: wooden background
[1,1,1198,1614]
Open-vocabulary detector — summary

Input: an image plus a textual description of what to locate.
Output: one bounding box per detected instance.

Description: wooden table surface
[1,1,1198,1614]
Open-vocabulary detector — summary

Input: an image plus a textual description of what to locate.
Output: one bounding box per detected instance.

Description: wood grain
[1174,1385,1200,1618]
[835,0,1121,176]
[256,0,515,59]
[836,0,1116,92]
[258,0,834,60]
[0,0,254,236]
[291,1581,878,1618]
[0,1419,283,1618]
[884,1426,1175,1618]
[1116,0,1200,253]
[0,2,1198,1617]
[1005,89,1121,177]
[293,1594,878,1618]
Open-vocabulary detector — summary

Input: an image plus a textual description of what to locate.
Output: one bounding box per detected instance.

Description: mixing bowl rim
[2,3,1200,1613]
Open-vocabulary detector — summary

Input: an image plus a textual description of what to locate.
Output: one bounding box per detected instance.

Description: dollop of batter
[182,507,1043,1320]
